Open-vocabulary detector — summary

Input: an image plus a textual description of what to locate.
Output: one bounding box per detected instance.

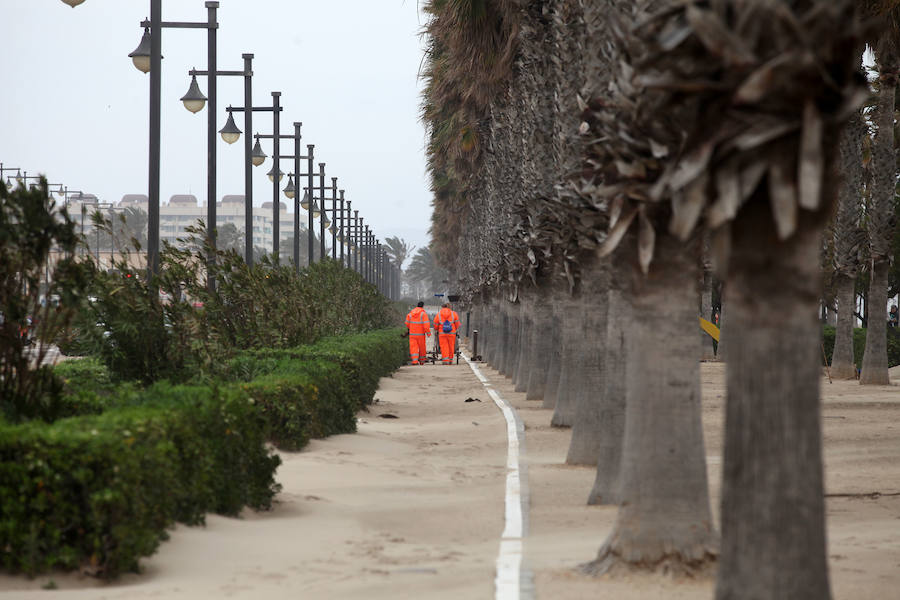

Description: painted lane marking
[463,354,532,600]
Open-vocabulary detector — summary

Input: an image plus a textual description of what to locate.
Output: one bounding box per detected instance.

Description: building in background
[67,193,297,256]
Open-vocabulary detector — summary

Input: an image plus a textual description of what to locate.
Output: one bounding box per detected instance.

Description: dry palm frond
[585,0,873,273]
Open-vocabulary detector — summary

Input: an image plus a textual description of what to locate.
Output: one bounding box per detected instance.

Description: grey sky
[1,0,432,264]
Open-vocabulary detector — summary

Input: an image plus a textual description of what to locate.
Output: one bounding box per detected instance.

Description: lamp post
[0,164,22,189]
[184,51,254,270]
[355,215,363,274]
[126,0,220,281]
[339,190,346,266]
[257,121,318,271]
[224,90,284,265]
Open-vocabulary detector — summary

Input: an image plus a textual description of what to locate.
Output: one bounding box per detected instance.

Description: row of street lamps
[57,0,400,299]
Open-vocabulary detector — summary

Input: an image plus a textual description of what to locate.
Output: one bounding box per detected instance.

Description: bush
[0,180,91,422]
[221,329,408,449]
[822,325,900,368]
[0,384,280,578]
[77,222,401,385]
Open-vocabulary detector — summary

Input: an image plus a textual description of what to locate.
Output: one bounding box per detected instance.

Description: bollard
[472,329,481,361]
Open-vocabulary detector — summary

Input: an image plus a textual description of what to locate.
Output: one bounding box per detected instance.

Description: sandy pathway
[3,360,898,599]
[478,361,900,600]
[0,363,509,599]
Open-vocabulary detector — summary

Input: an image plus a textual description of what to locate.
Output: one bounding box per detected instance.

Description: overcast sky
[1,0,433,263]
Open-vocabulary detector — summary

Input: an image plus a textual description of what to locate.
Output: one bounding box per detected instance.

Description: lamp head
[251,138,267,166]
[300,190,310,211]
[283,174,295,199]
[267,165,283,183]
[311,200,321,219]
[128,28,153,74]
[180,75,207,113]
[61,0,87,7]
[219,110,241,144]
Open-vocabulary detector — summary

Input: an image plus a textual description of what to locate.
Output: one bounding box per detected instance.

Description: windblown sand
[1,362,897,599]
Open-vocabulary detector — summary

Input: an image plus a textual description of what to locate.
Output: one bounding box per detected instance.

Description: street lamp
[61,0,87,7]
[283,174,295,199]
[125,1,219,281]
[0,164,21,190]
[257,121,316,269]
[128,27,153,73]
[219,109,241,144]
[223,85,281,265]
[267,165,283,183]
[251,138,266,166]
[180,74,206,113]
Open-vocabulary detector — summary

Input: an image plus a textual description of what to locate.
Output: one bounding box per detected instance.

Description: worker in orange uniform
[405,301,432,365]
[433,302,460,365]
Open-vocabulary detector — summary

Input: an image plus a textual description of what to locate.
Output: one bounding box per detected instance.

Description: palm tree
[573,0,870,589]
[832,112,867,378]
[860,42,896,385]
[405,246,448,295]
[383,236,415,271]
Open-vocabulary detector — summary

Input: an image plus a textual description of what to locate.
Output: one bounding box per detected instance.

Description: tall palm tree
[383,236,415,272]
[574,0,870,589]
[860,42,897,384]
[832,112,867,378]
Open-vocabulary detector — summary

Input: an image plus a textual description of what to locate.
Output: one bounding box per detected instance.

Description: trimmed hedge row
[222,328,409,450]
[0,384,280,578]
[0,328,407,578]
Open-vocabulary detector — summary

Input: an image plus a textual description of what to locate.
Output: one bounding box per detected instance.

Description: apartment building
[69,193,297,251]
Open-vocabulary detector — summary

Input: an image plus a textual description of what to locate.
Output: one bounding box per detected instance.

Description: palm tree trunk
[860,260,891,384]
[701,270,716,360]
[859,54,896,385]
[514,301,532,391]
[831,273,857,379]
[497,303,512,374]
[550,295,582,427]
[566,260,610,465]
[542,304,563,409]
[716,303,727,361]
[526,289,555,400]
[585,235,717,575]
[715,200,831,600]
[587,258,630,505]
[507,303,522,380]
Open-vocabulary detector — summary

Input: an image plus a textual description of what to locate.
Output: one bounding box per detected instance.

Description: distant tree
[406,246,447,295]
[383,236,415,271]
[216,222,243,255]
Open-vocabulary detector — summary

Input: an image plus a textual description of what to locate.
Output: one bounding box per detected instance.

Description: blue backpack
[441,311,453,333]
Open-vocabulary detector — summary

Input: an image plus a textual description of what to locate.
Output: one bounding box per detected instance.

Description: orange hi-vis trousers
[438,333,455,364]
[409,334,428,365]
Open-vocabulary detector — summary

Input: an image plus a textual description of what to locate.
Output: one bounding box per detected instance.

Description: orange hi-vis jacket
[405,306,432,336]
[434,307,460,335]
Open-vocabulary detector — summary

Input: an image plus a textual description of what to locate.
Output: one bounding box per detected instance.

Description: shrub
[0,179,91,422]
[222,329,408,449]
[822,325,900,368]
[0,384,280,578]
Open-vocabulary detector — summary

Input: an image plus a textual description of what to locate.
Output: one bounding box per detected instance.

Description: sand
[1,361,897,599]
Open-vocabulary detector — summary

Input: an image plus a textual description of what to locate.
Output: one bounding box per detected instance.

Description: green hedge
[822,325,900,368]
[0,384,280,578]
[0,328,406,578]
[223,328,408,450]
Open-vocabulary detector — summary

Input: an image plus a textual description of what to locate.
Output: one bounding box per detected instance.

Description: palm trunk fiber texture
[830,273,857,379]
[585,235,717,576]
[566,261,611,466]
[860,260,891,384]
[715,200,831,600]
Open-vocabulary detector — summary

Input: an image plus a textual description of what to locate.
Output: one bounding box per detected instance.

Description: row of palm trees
[421,1,896,598]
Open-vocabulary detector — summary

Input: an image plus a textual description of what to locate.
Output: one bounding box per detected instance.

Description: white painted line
[463,353,529,600]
